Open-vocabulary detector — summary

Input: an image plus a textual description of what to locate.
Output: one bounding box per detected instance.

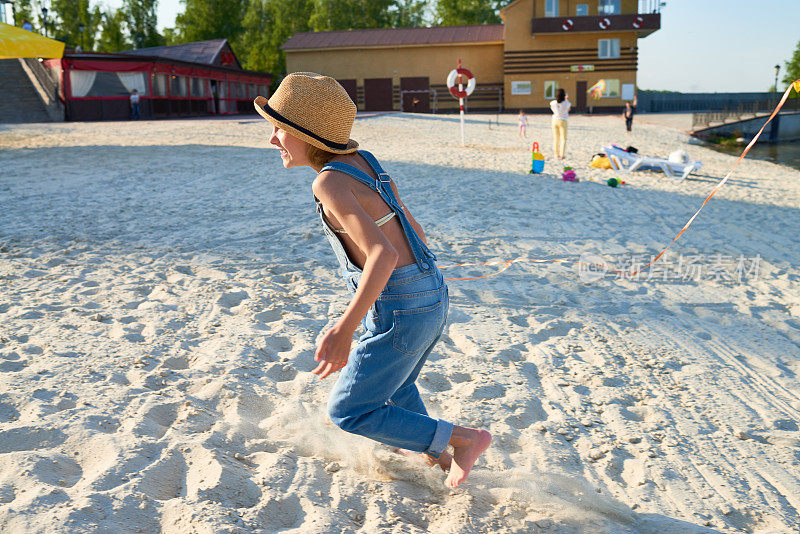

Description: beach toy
[607,177,619,187]
[562,167,577,182]
[530,142,545,173]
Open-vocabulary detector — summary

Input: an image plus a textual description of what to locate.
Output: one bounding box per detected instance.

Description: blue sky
[101,0,800,93]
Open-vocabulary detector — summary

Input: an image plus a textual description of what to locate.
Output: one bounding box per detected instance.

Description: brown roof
[121,39,241,69]
[281,24,505,51]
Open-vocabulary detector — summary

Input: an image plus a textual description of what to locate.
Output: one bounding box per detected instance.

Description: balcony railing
[532,13,660,36]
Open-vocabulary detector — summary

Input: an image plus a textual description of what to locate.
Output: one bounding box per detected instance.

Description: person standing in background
[517,110,528,138]
[130,89,141,120]
[550,88,570,159]
[623,96,638,135]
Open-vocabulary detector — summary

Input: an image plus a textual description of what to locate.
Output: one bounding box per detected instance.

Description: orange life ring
[599,17,611,29]
[561,19,574,31]
[632,15,644,28]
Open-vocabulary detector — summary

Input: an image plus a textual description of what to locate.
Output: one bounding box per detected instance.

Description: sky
[75,1,800,93]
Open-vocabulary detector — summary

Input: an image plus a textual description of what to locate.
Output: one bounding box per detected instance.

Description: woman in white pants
[550,88,571,159]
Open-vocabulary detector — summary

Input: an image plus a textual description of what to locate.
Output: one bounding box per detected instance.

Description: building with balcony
[281,0,661,113]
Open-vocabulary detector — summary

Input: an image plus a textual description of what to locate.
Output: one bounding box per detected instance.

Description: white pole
[458,59,465,145]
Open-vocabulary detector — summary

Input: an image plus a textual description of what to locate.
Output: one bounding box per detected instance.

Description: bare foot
[394,449,453,471]
[445,426,492,488]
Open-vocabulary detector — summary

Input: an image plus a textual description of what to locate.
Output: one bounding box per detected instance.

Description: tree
[782,39,800,91]
[434,0,505,26]
[96,8,130,53]
[49,0,102,50]
[123,0,163,49]
[389,0,429,28]
[237,0,313,78]
[174,0,248,43]
[308,0,396,32]
[12,0,35,28]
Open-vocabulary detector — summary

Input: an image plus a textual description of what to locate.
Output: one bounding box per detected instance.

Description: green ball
[607,177,619,188]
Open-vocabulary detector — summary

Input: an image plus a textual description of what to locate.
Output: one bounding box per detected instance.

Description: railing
[531,13,660,35]
[692,99,800,129]
[18,57,64,121]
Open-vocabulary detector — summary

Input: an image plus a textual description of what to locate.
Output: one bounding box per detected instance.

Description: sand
[1,111,799,533]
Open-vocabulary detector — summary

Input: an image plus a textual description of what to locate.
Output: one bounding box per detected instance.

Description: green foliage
[124,0,163,48]
[236,0,312,76]
[388,0,429,27]
[12,0,36,29]
[782,39,800,92]
[433,0,505,26]
[49,0,102,50]
[96,9,130,53]
[308,0,396,31]
[174,0,248,43]
[161,27,182,46]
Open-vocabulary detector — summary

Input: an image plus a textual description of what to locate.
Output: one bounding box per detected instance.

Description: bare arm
[311,171,399,379]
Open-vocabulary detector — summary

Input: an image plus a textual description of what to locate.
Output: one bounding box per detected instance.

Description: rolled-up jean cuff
[426,419,454,457]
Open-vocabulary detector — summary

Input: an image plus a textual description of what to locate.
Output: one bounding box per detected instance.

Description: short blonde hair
[307,143,337,168]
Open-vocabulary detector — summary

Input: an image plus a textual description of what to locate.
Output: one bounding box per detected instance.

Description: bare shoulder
[312,169,350,198]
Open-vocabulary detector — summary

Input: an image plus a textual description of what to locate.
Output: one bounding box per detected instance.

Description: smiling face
[269,125,312,169]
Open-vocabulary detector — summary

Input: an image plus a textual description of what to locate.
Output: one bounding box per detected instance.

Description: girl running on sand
[254,73,491,488]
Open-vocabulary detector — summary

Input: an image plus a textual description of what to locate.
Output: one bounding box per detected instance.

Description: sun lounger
[604,144,702,180]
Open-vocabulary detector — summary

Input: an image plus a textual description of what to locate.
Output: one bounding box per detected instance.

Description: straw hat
[254,72,358,154]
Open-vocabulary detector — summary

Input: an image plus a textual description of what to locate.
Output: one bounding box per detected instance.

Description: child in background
[517,110,528,138]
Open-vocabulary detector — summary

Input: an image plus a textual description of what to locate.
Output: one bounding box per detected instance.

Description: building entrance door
[364,78,393,111]
[575,80,587,113]
[337,79,358,107]
[400,77,430,113]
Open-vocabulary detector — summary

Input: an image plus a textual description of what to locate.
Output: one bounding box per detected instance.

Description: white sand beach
[1,112,799,533]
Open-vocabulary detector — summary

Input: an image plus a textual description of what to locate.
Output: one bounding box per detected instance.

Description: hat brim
[254,96,358,154]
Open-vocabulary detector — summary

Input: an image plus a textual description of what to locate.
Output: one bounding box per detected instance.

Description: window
[190,77,206,97]
[544,81,557,100]
[511,81,532,95]
[576,4,588,16]
[151,73,168,96]
[545,0,558,17]
[603,79,620,98]
[599,0,620,14]
[598,39,620,59]
[170,75,187,97]
[257,84,269,97]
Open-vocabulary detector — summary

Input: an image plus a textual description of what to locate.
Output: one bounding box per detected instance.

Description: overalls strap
[321,161,382,193]
[319,152,436,272]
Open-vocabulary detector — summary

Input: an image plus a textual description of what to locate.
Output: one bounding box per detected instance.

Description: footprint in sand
[254,308,282,324]
[419,370,452,393]
[255,495,305,529]
[183,447,261,507]
[136,448,188,501]
[530,319,582,343]
[264,362,298,382]
[0,396,20,422]
[129,402,180,439]
[217,290,250,309]
[161,356,189,370]
[0,356,29,373]
[0,426,67,453]
[29,454,83,488]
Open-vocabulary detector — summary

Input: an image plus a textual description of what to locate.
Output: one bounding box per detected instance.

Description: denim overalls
[316,150,453,458]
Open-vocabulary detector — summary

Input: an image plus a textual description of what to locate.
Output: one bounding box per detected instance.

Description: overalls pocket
[392,300,445,356]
